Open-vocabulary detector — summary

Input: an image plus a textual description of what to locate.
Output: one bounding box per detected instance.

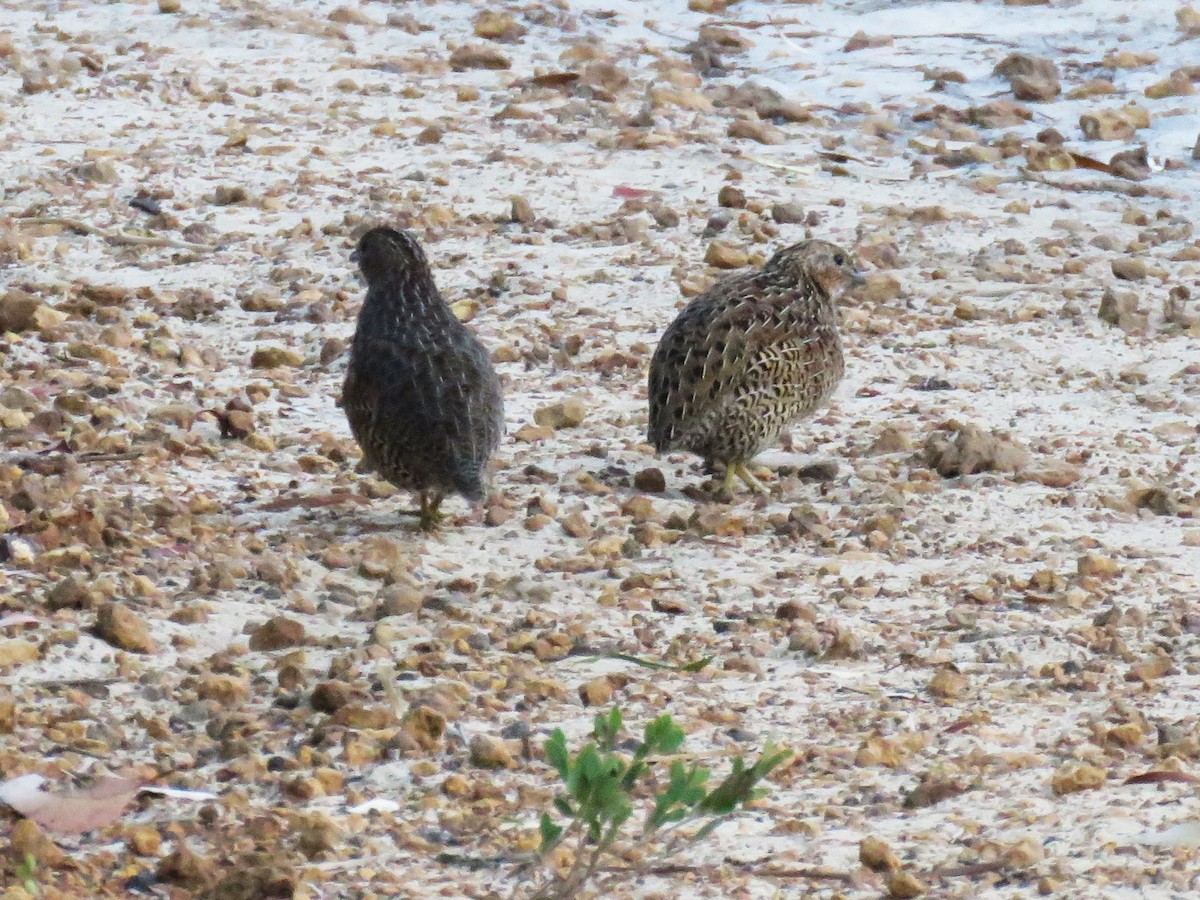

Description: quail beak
[850,270,867,288]
[350,249,361,265]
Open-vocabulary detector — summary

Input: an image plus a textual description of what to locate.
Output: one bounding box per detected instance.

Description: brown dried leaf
[0,774,142,834]
[526,72,579,88]
[1123,770,1199,786]
[1068,152,1114,175]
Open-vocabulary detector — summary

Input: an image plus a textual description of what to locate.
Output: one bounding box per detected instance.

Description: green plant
[521,707,791,899]
[15,852,40,897]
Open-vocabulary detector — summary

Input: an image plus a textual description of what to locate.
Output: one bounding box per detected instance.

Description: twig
[911,32,1021,47]
[764,15,816,59]
[1,450,141,471]
[74,451,141,463]
[456,848,1021,892]
[738,865,860,883]
[258,493,374,513]
[8,677,119,690]
[593,859,860,883]
[642,23,690,48]
[1016,169,1175,199]
[744,156,816,177]
[721,19,806,31]
[605,857,1010,884]
[816,149,884,167]
[931,860,1014,880]
[435,852,533,871]
[565,648,712,673]
[16,216,214,251]
[376,662,407,719]
[515,815,586,900]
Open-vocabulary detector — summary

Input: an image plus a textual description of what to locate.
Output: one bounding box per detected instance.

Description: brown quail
[648,239,863,494]
[342,227,503,529]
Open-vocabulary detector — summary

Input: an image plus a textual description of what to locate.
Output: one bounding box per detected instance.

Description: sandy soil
[3,0,1200,897]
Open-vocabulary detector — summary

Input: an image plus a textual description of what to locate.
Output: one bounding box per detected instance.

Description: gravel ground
[3,0,1200,897]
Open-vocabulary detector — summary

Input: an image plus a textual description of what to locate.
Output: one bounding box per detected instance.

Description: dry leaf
[611,184,656,199]
[0,774,142,834]
[1068,152,1114,174]
[1123,770,1198,786]
[526,72,579,88]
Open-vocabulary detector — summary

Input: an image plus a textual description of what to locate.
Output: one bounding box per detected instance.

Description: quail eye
[833,253,845,266]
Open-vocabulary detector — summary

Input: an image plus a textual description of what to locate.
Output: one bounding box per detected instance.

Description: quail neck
[355,236,456,345]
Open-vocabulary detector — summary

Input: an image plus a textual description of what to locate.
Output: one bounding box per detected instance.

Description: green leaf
[761,745,793,768]
[697,746,792,815]
[539,813,564,851]
[593,707,623,749]
[654,806,688,830]
[621,759,646,792]
[575,745,603,789]
[620,748,651,792]
[611,797,633,830]
[592,759,629,819]
[679,769,709,807]
[646,761,711,833]
[643,714,685,753]
[533,711,791,891]
[698,767,751,815]
[617,714,686,792]
[17,851,40,897]
[545,730,570,779]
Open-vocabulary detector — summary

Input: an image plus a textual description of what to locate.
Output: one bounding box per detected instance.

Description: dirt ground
[3,0,1200,897]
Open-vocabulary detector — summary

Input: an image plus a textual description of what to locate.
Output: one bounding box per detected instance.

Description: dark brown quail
[648,239,863,494]
[342,227,503,529]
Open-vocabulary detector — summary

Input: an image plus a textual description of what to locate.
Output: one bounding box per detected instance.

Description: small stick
[1,450,141,468]
[931,860,1013,880]
[16,215,214,251]
[258,493,374,513]
[592,861,861,883]
[1017,169,1175,199]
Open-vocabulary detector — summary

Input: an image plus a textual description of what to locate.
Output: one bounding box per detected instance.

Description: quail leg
[722,464,740,497]
[417,492,446,531]
[735,463,768,494]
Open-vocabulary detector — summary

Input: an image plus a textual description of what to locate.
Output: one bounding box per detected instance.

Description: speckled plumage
[648,239,863,493]
[342,227,503,527]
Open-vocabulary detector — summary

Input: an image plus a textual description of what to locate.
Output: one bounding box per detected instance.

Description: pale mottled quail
[648,239,863,494]
[342,227,503,529]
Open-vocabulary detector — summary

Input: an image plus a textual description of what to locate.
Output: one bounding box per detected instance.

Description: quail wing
[649,288,770,449]
[344,336,502,499]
